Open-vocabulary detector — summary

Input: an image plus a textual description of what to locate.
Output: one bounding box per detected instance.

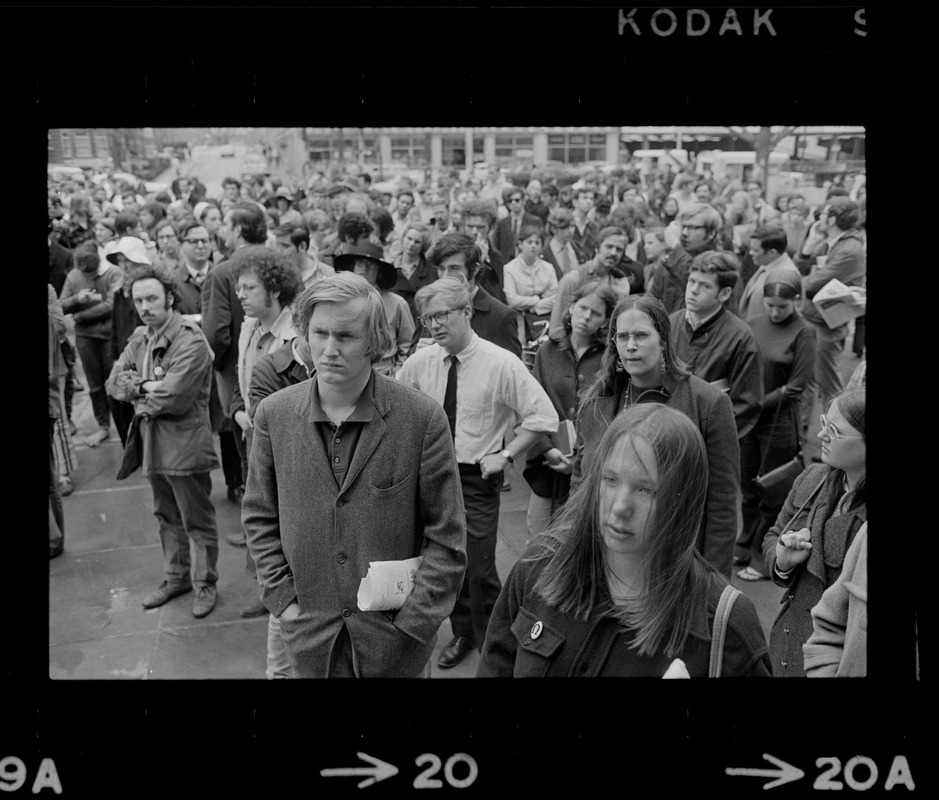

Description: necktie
[444,355,458,441]
[558,244,571,273]
[513,217,520,253]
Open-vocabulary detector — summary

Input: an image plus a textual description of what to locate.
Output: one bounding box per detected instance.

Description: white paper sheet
[356,556,424,611]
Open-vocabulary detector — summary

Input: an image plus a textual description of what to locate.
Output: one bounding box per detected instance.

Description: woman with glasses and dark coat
[762,388,866,677]
[571,294,739,579]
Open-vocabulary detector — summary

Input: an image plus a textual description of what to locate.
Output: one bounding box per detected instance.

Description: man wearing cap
[242,273,467,677]
[274,188,303,228]
[107,237,151,446]
[548,226,631,339]
[492,186,541,260]
[106,264,221,619]
[60,240,126,446]
[273,223,336,289]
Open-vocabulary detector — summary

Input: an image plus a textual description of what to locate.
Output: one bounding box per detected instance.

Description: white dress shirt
[396,332,558,464]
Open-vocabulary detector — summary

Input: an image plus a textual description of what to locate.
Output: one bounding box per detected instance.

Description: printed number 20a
[814,756,915,791]
[414,753,478,789]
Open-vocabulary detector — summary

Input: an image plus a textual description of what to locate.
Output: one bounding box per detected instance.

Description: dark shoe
[227,485,245,503]
[500,477,511,492]
[142,581,192,609]
[438,635,475,669]
[225,530,247,547]
[50,540,64,559]
[192,585,218,618]
[240,598,268,618]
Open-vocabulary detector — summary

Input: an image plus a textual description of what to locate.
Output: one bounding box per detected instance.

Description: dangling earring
[615,359,624,373]
[659,357,667,375]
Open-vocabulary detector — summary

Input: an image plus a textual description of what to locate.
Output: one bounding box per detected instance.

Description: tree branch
[724,126,755,145]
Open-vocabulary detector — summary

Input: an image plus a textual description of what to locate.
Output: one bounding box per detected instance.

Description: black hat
[333,241,398,291]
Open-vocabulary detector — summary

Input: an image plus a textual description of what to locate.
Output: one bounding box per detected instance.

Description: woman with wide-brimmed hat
[334,242,415,376]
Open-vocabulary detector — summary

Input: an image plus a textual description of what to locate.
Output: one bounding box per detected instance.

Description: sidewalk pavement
[51,336,864,679]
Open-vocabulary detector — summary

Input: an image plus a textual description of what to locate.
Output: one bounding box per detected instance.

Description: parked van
[695,149,789,183]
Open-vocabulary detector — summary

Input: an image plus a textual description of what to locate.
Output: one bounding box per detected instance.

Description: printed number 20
[414,753,479,789]
[814,757,878,791]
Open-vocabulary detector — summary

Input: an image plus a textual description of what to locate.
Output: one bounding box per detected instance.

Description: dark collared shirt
[310,371,377,489]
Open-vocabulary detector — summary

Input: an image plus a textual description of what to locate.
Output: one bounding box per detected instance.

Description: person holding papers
[242,273,466,678]
[523,281,619,541]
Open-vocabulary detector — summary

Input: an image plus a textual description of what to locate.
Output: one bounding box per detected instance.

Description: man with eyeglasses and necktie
[648,202,723,315]
[396,276,558,670]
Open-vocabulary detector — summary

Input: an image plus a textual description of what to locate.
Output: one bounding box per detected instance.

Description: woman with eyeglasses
[152,220,181,273]
[572,294,740,579]
[762,387,866,677]
[735,273,817,582]
[477,402,771,678]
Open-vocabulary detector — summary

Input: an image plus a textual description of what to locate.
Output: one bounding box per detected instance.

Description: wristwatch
[499,449,514,464]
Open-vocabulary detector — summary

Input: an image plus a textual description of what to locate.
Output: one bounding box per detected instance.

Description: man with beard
[273,223,335,289]
[648,202,722,314]
[548,226,631,339]
[106,265,220,618]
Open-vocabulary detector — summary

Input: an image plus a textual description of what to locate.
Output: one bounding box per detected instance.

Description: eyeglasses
[185,238,210,246]
[614,330,654,346]
[819,414,863,441]
[417,307,462,327]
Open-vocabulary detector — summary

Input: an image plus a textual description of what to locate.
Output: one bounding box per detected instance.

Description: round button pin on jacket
[531,621,543,640]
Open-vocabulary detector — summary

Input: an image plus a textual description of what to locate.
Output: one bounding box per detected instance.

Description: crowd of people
[48,152,868,678]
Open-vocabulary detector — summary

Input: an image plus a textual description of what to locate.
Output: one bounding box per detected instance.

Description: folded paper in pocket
[357,556,423,611]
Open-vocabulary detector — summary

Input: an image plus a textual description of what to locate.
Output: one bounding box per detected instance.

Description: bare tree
[725,126,799,183]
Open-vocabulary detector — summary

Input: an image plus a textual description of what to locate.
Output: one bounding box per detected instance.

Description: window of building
[390,135,431,167]
[494,134,534,162]
[441,136,466,167]
[60,130,74,160]
[547,132,609,164]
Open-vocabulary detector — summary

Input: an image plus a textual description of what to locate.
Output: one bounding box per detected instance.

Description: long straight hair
[529,403,713,658]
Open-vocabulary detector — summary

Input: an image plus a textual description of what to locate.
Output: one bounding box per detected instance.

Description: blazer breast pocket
[368,472,415,500]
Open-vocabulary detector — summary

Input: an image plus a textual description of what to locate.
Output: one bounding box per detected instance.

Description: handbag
[753,398,803,508]
[708,584,741,677]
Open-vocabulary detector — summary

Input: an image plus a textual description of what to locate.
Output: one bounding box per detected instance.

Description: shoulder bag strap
[709,584,742,678]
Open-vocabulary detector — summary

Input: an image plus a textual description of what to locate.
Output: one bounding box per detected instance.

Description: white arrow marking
[320,752,399,789]
[726,753,805,790]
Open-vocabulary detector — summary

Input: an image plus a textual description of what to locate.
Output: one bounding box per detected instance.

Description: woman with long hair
[477,403,771,677]
[762,388,866,677]
[735,275,817,581]
[524,281,619,540]
[572,294,739,579]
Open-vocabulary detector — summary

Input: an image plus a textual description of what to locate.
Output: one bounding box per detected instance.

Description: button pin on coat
[530,621,543,640]
[153,366,165,378]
